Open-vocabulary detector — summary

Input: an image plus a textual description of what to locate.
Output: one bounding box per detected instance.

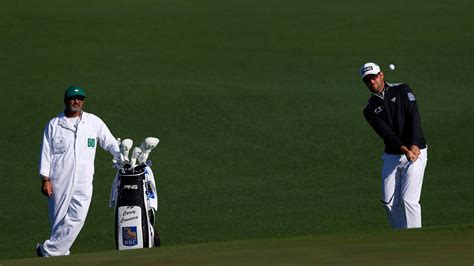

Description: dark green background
[0,0,472,259]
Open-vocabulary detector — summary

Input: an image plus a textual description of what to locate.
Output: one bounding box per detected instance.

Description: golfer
[360,62,428,229]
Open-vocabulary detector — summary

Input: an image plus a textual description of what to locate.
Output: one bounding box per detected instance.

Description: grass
[0,0,472,262]
[2,226,473,265]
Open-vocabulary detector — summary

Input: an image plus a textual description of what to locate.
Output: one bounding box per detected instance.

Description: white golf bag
[109,163,160,250]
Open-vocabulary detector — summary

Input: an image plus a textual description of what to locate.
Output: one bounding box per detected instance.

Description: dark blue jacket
[363,83,427,154]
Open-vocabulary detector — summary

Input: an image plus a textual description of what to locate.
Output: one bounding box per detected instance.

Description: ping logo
[124,185,138,190]
[391,97,396,103]
[87,138,95,148]
[122,227,138,246]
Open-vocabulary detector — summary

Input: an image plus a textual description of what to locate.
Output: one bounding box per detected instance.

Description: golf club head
[137,137,159,165]
[119,154,126,163]
[120,139,133,162]
[137,150,150,165]
[139,137,160,151]
[130,147,142,168]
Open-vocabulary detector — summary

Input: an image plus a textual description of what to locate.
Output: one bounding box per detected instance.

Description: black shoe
[36,243,44,257]
[154,231,161,247]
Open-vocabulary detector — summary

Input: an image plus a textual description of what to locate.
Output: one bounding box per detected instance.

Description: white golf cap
[360,62,381,79]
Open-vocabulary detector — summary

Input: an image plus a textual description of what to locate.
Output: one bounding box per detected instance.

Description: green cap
[64,85,86,98]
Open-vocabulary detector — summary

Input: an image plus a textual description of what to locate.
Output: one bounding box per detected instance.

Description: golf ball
[389,64,395,70]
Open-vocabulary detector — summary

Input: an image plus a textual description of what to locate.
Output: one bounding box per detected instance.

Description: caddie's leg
[41,185,92,256]
[381,153,406,229]
[401,148,428,228]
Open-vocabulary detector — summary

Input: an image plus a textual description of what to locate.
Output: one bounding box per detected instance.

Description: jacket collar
[371,82,388,100]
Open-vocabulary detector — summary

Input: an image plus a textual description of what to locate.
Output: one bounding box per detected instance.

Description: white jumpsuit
[38,111,120,256]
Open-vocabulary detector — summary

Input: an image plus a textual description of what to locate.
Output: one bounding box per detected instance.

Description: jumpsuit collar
[58,111,87,132]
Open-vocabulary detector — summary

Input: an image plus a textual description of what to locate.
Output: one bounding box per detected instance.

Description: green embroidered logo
[87,138,96,148]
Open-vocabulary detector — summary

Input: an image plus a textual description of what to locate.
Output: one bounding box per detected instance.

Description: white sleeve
[97,118,121,159]
[39,123,52,178]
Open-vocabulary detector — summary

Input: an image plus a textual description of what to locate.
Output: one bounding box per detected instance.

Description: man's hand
[405,150,418,163]
[41,178,53,198]
[410,145,421,156]
[401,145,418,163]
[409,145,420,162]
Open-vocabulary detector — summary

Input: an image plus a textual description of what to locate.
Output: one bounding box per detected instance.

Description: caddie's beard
[67,106,82,113]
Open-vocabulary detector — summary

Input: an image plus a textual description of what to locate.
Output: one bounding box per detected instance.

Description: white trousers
[39,184,92,256]
[380,148,427,229]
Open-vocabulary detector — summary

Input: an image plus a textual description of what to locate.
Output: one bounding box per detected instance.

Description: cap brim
[65,94,86,99]
[361,71,380,79]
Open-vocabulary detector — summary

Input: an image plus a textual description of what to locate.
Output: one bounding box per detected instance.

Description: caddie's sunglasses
[363,73,380,83]
[66,96,85,101]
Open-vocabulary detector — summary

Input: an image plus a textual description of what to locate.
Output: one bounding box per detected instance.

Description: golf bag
[110,163,160,250]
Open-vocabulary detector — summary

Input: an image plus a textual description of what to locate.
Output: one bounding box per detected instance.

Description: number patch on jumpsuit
[87,138,96,147]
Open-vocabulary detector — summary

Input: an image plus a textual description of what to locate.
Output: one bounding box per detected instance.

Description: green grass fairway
[0,0,472,262]
[2,226,473,265]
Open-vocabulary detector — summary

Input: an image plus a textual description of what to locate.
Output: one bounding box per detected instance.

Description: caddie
[360,62,428,229]
[36,86,121,256]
